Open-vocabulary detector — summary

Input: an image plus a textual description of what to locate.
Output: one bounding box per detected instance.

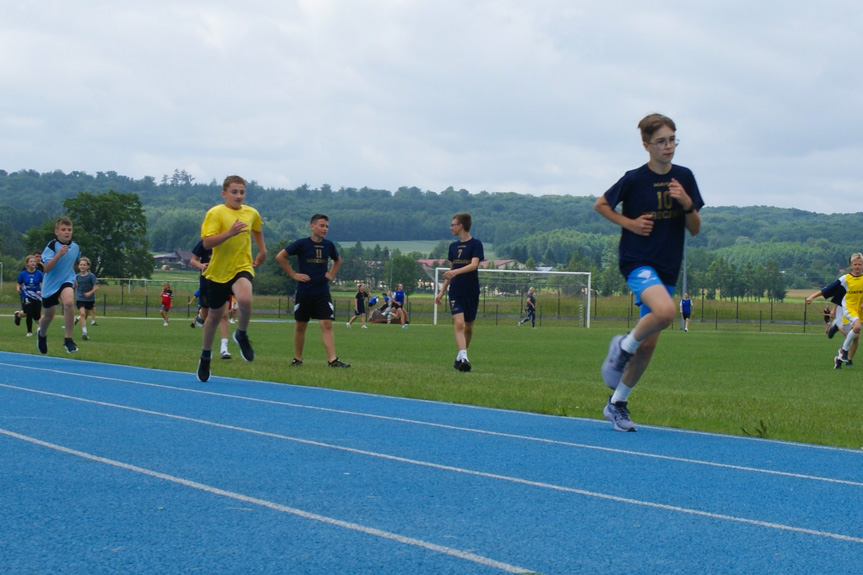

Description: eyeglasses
[649,137,680,148]
[450,223,461,228]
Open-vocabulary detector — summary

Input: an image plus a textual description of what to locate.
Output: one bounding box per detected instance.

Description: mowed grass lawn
[4,314,860,449]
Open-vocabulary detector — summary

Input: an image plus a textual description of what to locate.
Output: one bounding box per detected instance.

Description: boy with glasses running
[594,113,704,431]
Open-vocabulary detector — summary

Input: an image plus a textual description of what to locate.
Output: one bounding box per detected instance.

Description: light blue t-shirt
[41,239,81,299]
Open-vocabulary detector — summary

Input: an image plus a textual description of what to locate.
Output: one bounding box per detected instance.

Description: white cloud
[1,0,861,213]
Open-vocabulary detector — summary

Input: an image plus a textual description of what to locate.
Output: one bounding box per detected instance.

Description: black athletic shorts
[294,293,335,322]
[42,283,74,309]
[206,271,253,310]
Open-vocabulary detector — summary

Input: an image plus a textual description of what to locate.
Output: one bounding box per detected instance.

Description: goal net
[432,268,591,327]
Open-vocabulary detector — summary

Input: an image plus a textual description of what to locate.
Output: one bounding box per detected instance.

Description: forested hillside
[0,169,858,292]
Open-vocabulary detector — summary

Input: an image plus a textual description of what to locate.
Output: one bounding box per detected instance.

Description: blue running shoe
[603,396,637,432]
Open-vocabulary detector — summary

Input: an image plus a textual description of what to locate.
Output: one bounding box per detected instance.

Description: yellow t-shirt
[201,204,263,284]
[839,273,863,321]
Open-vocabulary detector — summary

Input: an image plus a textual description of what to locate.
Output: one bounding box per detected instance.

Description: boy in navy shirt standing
[594,114,704,431]
[276,214,350,368]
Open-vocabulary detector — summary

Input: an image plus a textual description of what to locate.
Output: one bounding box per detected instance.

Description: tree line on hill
[0,169,859,301]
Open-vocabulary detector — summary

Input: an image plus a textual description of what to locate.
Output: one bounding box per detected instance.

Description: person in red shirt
[159,281,174,326]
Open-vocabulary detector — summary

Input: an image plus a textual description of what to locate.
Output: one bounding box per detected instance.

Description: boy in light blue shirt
[38,217,82,354]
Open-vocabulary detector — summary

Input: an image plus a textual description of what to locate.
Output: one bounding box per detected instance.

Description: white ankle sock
[842,329,858,352]
[612,383,633,404]
[620,333,640,354]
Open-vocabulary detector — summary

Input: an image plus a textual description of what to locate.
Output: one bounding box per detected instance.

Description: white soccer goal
[432,268,591,327]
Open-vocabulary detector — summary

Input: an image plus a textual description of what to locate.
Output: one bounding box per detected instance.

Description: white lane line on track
[5,357,861,454]
[0,427,534,575]
[1,365,861,489]
[2,383,863,545]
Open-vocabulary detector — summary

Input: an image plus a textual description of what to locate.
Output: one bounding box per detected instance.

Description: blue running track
[1,351,862,574]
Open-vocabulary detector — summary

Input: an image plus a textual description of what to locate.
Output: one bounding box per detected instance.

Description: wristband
[684,205,696,214]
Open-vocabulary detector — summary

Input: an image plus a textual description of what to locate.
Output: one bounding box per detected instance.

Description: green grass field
[5,313,860,450]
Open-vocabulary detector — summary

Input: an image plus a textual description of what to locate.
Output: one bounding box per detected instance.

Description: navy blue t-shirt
[192,240,212,291]
[447,237,484,299]
[603,163,704,285]
[192,240,212,266]
[284,237,340,296]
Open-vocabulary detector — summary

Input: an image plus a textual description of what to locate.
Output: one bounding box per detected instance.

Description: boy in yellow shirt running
[196,175,267,382]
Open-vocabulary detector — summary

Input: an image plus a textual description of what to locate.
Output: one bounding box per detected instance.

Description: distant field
[359,240,497,259]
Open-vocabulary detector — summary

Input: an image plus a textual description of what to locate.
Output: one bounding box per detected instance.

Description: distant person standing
[75,257,99,340]
[435,212,484,372]
[823,304,840,337]
[228,294,238,324]
[346,283,369,328]
[679,292,692,332]
[159,281,174,326]
[37,217,82,354]
[390,283,408,328]
[196,175,267,382]
[276,214,350,368]
[594,113,704,432]
[15,255,43,337]
[517,287,536,328]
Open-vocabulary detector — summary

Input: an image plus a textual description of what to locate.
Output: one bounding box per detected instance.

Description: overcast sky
[2,1,861,213]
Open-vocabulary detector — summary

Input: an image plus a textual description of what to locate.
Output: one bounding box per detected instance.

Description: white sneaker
[163,321,169,326]
[346,322,351,328]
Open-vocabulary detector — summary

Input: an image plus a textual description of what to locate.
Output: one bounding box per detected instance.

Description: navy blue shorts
[448,293,479,323]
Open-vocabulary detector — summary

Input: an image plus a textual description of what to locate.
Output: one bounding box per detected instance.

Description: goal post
[433,268,591,327]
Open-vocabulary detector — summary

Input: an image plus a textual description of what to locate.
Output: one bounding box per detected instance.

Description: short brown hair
[453,212,472,232]
[55,216,73,229]
[310,213,329,224]
[222,175,246,190]
[638,114,676,143]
